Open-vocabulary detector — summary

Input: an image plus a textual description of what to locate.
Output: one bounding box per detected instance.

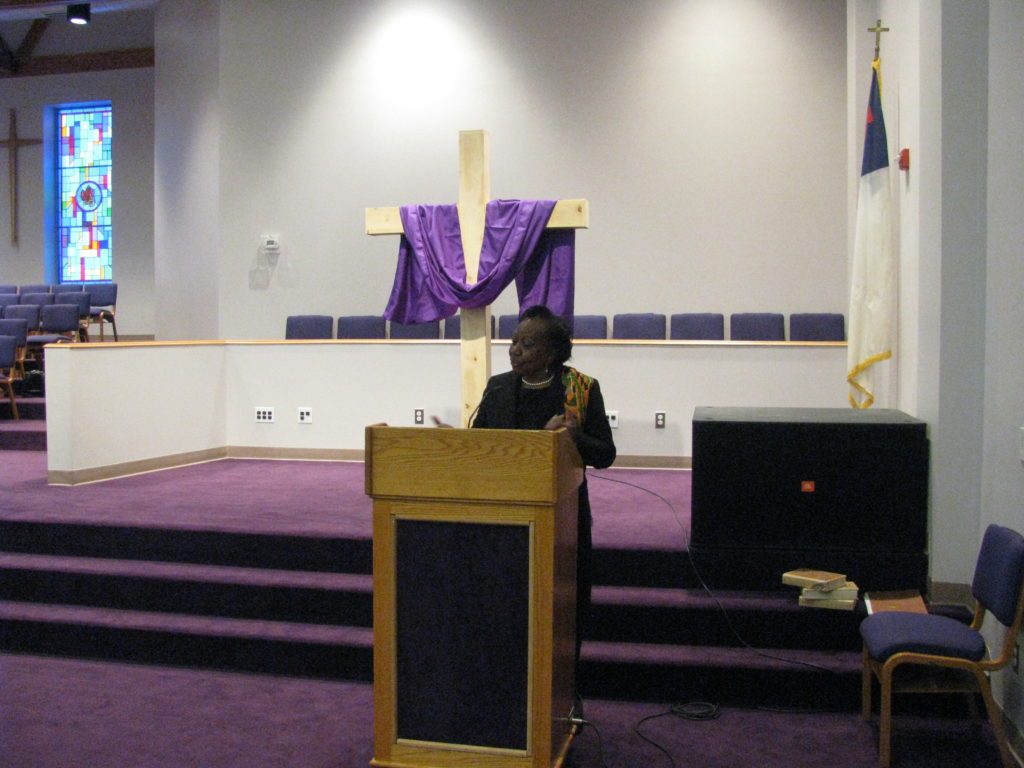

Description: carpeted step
[0,520,372,573]
[0,418,47,451]
[580,638,862,711]
[6,395,46,418]
[590,585,864,651]
[0,600,373,681]
[0,553,373,627]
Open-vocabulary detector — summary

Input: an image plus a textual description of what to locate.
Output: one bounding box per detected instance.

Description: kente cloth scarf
[561,366,593,426]
[384,199,575,325]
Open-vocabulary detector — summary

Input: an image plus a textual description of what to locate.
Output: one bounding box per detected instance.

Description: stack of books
[782,568,859,610]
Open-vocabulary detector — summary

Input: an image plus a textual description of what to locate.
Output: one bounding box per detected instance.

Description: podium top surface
[365,425,583,504]
[693,406,926,427]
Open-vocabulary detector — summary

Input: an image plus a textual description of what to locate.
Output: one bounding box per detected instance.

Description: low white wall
[45,340,848,481]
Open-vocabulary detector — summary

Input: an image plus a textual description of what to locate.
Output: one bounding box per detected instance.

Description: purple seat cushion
[860,611,986,662]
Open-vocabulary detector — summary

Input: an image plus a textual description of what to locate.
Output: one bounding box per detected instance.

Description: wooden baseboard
[48,447,228,485]
[225,445,365,462]
[612,455,692,469]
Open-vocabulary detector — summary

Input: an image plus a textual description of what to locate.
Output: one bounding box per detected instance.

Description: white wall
[983,0,1024,736]
[45,339,847,478]
[157,0,848,342]
[154,0,222,341]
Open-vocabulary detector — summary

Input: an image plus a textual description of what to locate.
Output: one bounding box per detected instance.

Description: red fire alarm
[801,480,816,493]
[898,148,910,171]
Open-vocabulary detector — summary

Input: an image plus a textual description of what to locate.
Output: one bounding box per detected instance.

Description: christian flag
[847,58,897,408]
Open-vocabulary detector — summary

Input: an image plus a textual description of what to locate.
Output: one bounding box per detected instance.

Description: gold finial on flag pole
[868,18,889,60]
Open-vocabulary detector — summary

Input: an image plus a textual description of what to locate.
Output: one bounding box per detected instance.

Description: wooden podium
[365,425,583,768]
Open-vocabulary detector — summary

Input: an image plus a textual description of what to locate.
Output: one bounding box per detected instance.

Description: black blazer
[471,369,616,470]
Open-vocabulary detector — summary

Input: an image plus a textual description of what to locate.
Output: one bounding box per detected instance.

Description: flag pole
[847,23,897,409]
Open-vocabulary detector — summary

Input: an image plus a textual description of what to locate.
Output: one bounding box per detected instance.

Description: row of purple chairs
[286,312,845,341]
[0,283,71,294]
[286,314,471,340]
[0,283,117,341]
[606,312,846,341]
[0,306,82,419]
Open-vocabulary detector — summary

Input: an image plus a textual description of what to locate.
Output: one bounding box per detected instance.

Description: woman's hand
[544,413,578,435]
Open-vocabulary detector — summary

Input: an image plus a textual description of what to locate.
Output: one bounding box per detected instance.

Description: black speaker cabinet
[691,407,929,592]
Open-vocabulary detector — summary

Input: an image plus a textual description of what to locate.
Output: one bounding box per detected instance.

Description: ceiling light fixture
[67,4,91,25]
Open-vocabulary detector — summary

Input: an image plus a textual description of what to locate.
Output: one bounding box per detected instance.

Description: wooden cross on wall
[366,129,589,426]
[0,108,42,248]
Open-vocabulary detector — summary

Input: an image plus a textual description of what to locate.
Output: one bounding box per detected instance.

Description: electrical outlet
[255,407,275,423]
[298,407,312,424]
[655,411,666,429]
[414,408,425,425]
[606,411,619,429]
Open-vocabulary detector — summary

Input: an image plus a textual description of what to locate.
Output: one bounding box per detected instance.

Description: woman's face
[509,317,555,380]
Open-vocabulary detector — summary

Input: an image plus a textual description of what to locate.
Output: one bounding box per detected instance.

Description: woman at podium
[471,304,616,673]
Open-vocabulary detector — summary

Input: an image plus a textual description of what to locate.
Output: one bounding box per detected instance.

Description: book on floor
[781,568,847,591]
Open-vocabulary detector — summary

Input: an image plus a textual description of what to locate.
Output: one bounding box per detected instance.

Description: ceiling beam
[16,18,51,60]
[0,34,17,74]
[0,46,154,78]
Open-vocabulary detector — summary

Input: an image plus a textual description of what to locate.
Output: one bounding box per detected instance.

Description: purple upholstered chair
[18,284,51,294]
[572,315,607,339]
[860,523,1024,768]
[285,314,333,340]
[729,312,785,341]
[337,315,386,339]
[86,282,118,341]
[0,284,16,294]
[612,313,666,340]
[442,314,495,340]
[0,293,19,313]
[670,313,725,340]
[55,291,91,342]
[18,292,55,308]
[0,318,30,379]
[389,320,439,339]
[497,314,519,339]
[789,313,845,341]
[4,303,41,333]
[25,304,79,369]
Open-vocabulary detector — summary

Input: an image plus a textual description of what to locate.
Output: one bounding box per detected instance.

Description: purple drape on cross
[383,199,575,325]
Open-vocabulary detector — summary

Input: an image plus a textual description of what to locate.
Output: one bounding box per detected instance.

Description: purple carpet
[2,451,688,548]
[0,421,1007,767]
[1,653,1001,768]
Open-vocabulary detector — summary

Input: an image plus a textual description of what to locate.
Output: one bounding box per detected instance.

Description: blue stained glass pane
[56,105,113,284]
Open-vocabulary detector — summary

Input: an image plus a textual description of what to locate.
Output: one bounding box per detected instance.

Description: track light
[67,3,91,25]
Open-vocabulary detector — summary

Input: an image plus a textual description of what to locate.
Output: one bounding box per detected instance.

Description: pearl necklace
[522,373,554,388]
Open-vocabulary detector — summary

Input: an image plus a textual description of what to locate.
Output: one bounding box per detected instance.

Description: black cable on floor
[570,716,610,768]
[633,702,722,768]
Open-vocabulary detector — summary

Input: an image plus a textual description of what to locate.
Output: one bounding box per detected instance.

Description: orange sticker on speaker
[801,480,815,493]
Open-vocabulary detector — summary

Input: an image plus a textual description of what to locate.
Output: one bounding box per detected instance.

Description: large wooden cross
[366,129,589,426]
[0,108,42,248]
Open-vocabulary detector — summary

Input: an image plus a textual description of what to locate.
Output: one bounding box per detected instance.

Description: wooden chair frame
[861,577,1024,767]
[0,336,19,419]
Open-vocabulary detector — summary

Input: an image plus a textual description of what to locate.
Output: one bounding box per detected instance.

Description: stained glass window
[57,104,112,283]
